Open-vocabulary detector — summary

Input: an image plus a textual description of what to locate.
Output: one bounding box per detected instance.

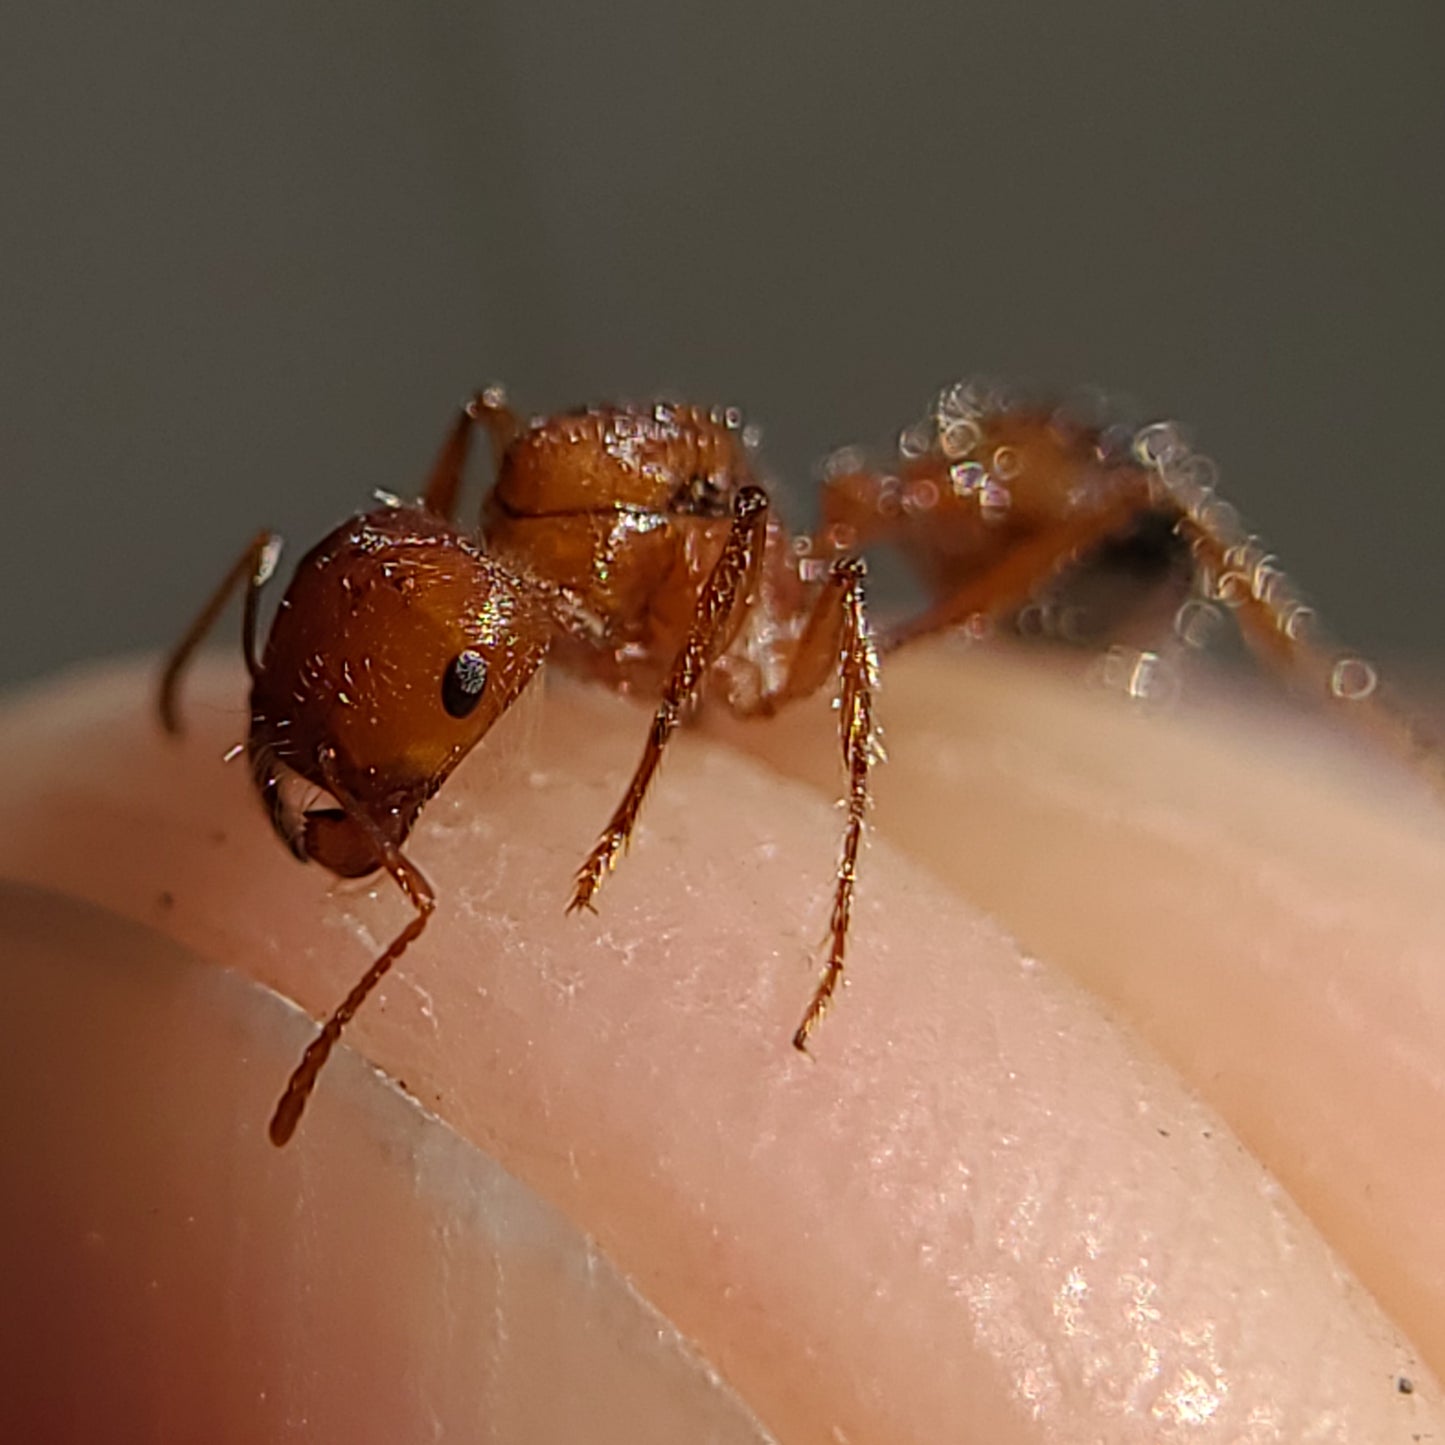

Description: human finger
[0,656,1438,1442]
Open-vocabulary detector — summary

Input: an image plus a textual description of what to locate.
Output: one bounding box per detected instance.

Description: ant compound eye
[441,649,490,719]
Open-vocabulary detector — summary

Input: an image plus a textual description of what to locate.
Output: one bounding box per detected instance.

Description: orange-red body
[162,380,1410,1143]
[162,392,873,1142]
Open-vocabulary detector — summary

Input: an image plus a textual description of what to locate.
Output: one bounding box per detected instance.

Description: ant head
[248,505,551,874]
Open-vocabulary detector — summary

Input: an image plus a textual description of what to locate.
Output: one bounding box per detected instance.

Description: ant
[161,388,877,1145]
[160,380,1429,1145]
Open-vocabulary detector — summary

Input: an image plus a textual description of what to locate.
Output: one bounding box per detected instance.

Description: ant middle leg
[268,746,437,1146]
[728,555,880,1050]
[421,385,523,520]
[568,487,771,914]
[158,529,282,734]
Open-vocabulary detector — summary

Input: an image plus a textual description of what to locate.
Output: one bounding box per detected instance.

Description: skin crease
[0,648,1442,1442]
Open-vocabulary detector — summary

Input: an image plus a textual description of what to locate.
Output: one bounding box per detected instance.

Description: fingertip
[3,658,1444,1442]
[0,882,778,1443]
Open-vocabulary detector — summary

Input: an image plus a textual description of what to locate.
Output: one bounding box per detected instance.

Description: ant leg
[268,747,436,1146]
[796,558,875,1048]
[733,557,878,1051]
[877,489,1153,655]
[158,530,281,734]
[422,385,523,520]
[568,487,770,913]
[1177,512,1445,794]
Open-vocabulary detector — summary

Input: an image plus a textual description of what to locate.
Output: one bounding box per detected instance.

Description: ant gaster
[162,381,1429,1145]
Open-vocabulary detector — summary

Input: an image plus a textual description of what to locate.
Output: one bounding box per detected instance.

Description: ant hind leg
[1174,500,1445,799]
[877,491,1152,655]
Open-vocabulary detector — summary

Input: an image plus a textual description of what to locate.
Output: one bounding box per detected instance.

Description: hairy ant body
[162,390,877,1143]
[162,380,1427,1145]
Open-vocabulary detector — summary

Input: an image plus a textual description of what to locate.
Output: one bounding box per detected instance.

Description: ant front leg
[268,747,437,1146]
[422,385,523,520]
[568,487,770,913]
[732,555,880,1051]
[158,529,281,734]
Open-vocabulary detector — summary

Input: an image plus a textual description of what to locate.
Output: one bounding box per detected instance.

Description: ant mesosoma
[160,381,1428,1145]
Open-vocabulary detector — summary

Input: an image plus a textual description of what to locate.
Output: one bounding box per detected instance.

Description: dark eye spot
[442,649,489,719]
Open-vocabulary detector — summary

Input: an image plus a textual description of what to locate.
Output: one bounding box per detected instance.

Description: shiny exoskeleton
[162,390,877,1144]
[162,380,1425,1145]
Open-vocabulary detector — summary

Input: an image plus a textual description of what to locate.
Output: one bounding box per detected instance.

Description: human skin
[0,647,1441,1442]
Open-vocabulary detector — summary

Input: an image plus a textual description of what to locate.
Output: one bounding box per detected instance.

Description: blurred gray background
[3,1,1442,688]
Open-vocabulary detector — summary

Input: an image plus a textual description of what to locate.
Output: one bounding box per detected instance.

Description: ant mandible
[160,380,1429,1146]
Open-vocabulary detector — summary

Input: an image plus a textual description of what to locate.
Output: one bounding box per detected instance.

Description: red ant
[162,388,876,1144]
[161,381,1427,1145]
